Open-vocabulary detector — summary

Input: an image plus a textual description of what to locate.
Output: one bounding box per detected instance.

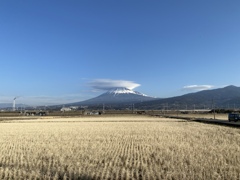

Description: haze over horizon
[1,1,240,105]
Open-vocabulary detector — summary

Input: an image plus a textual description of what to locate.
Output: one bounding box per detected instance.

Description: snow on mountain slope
[105,87,148,96]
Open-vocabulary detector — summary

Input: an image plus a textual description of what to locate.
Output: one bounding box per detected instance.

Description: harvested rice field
[0,115,240,179]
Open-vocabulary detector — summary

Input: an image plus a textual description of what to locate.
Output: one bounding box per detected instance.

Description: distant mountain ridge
[0,103,28,109]
[135,85,240,110]
[3,86,240,110]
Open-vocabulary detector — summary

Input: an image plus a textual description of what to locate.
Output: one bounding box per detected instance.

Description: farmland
[0,115,240,179]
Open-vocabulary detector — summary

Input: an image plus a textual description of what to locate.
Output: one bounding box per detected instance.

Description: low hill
[135,85,240,110]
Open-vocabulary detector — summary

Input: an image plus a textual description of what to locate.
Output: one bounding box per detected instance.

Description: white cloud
[89,79,140,90]
[183,85,214,91]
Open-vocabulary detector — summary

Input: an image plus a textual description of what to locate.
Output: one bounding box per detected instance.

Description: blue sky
[0,0,240,105]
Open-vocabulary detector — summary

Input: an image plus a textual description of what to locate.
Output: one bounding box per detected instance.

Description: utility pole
[163,104,165,115]
[212,99,215,120]
[176,104,179,117]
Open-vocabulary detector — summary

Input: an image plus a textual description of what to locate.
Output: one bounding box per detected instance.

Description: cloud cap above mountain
[183,85,214,91]
[89,79,140,91]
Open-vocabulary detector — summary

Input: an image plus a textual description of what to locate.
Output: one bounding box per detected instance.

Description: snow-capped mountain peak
[106,87,148,96]
[67,87,156,106]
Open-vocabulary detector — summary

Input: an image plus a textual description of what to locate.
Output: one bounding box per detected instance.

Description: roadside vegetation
[0,116,240,179]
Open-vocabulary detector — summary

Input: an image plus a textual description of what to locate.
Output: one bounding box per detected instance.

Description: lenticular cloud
[89,79,140,90]
[183,85,214,91]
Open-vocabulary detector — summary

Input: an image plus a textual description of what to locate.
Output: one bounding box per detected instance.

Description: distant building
[60,106,79,112]
[69,106,78,110]
[83,111,101,115]
[60,107,72,112]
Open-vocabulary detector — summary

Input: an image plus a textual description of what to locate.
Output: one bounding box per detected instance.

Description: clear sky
[0,0,240,105]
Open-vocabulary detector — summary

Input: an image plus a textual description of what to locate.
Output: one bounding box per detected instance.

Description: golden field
[0,115,240,179]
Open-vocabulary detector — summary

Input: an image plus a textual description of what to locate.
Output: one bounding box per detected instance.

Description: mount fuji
[70,87,156,106]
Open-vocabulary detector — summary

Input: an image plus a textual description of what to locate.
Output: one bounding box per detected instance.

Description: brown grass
[0,115,240,179]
